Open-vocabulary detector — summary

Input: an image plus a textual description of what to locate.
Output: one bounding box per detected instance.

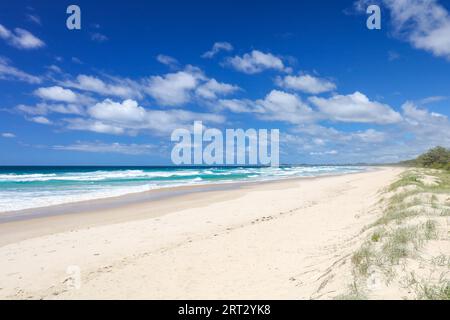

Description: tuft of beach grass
[342,168,450,300]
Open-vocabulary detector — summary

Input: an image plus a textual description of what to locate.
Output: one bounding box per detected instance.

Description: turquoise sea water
[0,166,366,212]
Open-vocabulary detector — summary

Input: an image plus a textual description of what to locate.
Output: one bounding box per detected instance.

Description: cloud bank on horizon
[0,0,450,165]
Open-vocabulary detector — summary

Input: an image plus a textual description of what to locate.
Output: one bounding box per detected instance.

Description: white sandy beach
[0,167,404,299]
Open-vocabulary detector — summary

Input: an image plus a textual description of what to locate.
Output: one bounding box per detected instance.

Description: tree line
[400,146,450,171]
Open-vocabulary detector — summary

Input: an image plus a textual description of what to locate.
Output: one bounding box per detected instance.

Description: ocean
[0,166,366,213]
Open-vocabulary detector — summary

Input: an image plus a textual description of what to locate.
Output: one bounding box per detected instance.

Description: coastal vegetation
[400,146,450,171]
[339,149,450,300]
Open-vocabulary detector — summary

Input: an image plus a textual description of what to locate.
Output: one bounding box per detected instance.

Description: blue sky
[0,0,450,165]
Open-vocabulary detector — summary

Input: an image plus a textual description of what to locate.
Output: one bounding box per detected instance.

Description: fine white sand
[0,167,404,299]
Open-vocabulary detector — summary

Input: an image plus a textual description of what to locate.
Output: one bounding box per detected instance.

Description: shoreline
[0,166,376,223]
[0,167,404,299]
[0,170,369,246]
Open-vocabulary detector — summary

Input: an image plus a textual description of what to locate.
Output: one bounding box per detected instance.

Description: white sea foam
[0,170,203,182]
[0,166,365,213]
[0,183,159,212]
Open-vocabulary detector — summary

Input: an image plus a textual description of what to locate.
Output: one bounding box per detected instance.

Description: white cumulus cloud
[226,50,290,74]
[30,116,52,125]
[0,24,45,49]
[309,91,402,124]
[0,57,41,83]
[354,0,450,60]
[275,74,336,94]
[145,70,200,106]
[65,98,225,136]
[62,75,143,100]
[385,0,450,59]
[1,132,15,138]
[156,54,179,69]
[34,86,79,103]
[53,142,156,155]
[17,102,85,116]
[255,90,315,124]
[195,79,240,100]
[202,42,233,58]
